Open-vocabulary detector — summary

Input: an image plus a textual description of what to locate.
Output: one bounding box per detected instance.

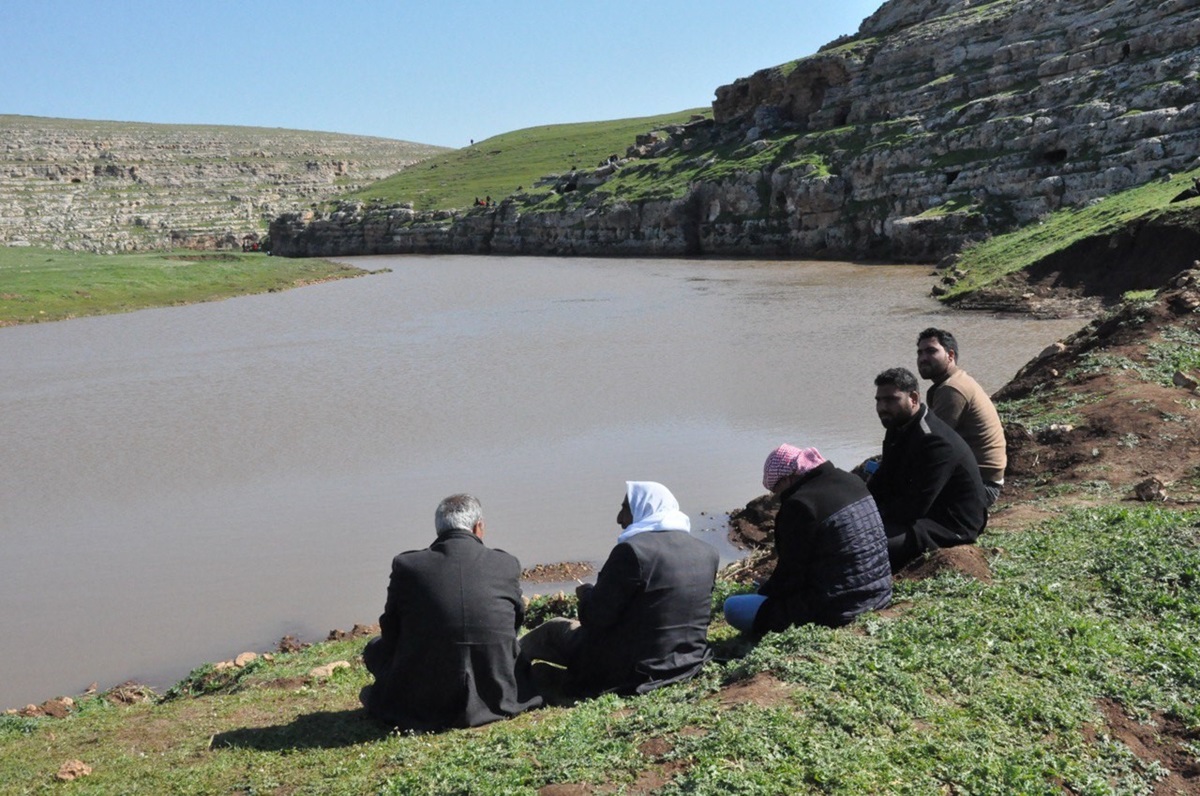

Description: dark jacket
[363,530,541,731]
[572,530,719,696]
[755,461,892,632]
[868,404,988,550]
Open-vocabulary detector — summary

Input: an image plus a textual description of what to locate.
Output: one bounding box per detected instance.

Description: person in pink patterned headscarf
[762,444,827,493]
[724,444,892,635]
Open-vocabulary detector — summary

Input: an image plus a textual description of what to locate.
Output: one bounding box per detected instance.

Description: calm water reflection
[0,256,1083,707]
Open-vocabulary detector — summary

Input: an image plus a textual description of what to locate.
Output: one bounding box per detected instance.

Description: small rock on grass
[309,661,351,679]
[55,760,92,781]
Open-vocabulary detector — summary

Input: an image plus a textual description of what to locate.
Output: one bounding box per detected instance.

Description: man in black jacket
[360,494,541,730]
[868,367,988,572]
[723,444,892,634]
[518,481,719,699]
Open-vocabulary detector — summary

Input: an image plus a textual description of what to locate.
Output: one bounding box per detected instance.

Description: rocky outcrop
[273,0,1200,262]
[0,115,445,253]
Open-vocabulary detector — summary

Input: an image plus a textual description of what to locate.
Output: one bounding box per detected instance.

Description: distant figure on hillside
[360,494,541,731]
[518,481,719,699]
[868,368,988,572]
[916,328,1007,506]
[723,444,892,635]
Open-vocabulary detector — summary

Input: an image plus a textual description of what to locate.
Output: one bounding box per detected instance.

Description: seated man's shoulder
[392,546,428,565]
[825,464,872,490]
[482,545,522,570]
[951,369,999,409]
[951,367,981,386]
[630,530,717,563]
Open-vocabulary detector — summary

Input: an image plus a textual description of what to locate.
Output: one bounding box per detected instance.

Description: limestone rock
[270,0,1200,263]
[309,661,351,679]
[0,116,445,253]
[55,760,92,782]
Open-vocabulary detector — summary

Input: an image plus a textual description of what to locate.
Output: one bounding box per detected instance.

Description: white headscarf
[616,481,691,543]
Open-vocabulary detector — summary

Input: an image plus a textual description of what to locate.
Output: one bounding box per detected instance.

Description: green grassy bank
[945,168,1200,300]
[0,247,368,326]
[348,109,707,212]
[3,505,1196,794]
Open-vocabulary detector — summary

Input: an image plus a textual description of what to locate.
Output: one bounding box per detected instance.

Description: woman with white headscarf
[519,481,719,699]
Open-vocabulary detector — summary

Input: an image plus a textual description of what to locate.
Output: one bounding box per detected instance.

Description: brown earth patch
[896,545,994,583]
[538,786,592,796]
[1085,698,1200,795]
[12,696,77,718]
[522,561,594,583]
[260,677,310,691]
[277,635,310,653]
[325,623,378,642]
[38,697,74,718]
[997,269,1200,507]
[638,737,674,758]
[717,671,796,709]
[873,600,915,620]
[726,494,779,550]
[104,681,157,706]
[608,760,690,795]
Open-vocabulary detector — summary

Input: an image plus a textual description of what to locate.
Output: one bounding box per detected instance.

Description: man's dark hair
[917,327,959,360]
[874,367,920,394]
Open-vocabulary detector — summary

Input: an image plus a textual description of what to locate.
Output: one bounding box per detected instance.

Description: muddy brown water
[0,255,1083,708]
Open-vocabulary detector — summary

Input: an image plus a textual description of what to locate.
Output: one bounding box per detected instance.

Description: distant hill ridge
[271,0,1200,262]
[0,115,446,252]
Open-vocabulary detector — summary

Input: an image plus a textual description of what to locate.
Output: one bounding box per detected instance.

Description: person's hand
[575,582,593,600]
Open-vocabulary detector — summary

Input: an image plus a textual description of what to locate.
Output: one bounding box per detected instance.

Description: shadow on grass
[211,708,391,751]
[709,632,760,664]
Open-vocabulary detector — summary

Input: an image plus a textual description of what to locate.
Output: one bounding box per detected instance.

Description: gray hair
[435,493,483,534]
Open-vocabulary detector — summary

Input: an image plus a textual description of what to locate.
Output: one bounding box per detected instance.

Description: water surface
[0,255,1082,707]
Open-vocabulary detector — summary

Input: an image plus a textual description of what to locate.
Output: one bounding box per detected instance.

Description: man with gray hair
[360,493,541,730]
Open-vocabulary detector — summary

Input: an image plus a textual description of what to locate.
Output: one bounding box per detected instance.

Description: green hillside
[348,109,707,211]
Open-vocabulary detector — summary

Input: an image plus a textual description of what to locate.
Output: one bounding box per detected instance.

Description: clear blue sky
[1,1,885,148]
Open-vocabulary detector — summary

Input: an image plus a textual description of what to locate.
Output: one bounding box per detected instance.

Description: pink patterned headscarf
[762,444,827,492]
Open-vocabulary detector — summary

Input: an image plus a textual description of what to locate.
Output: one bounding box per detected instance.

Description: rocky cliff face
[0,116,445,252]
[272,0,1200,262]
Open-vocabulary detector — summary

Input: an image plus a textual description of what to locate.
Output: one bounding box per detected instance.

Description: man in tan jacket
[916,328,1006,507]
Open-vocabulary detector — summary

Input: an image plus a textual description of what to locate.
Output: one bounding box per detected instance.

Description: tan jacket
[926,368,1007,484]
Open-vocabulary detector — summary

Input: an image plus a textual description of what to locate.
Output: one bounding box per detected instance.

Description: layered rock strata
[273,0,1200,261]
[0,116,445,252]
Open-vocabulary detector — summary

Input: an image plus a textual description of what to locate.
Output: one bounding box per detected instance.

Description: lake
[0,255,1083,708]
